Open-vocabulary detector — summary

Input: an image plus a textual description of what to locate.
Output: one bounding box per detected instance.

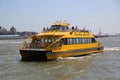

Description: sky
[0,0,120,34]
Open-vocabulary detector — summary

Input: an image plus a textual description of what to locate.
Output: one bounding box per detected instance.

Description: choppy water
[0,37,120,80]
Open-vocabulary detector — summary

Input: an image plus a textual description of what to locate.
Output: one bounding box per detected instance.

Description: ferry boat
[19,21,103,61]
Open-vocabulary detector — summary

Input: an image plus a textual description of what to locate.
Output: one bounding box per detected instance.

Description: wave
[57,57,84,60]
[57,56,92,60]
[57,47,120,60]
[8,42,22,44]
[104,47,120,51]
[0,41,22,44]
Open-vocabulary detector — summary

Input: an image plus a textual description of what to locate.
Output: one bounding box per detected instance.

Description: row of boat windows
[49,25,68,31]
[61,38,96,45]
[34,38,57,43]
[34,38,96,45]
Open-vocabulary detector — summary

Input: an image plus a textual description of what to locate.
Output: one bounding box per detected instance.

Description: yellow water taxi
[19,21,103,61]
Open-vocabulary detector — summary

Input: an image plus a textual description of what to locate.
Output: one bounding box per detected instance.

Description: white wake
[57,55,92,60]
[104,47,120,51]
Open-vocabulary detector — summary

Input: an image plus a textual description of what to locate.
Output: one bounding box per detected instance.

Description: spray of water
[104,47,120,51]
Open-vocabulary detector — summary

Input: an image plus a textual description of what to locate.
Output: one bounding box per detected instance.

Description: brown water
[0,38,120,80]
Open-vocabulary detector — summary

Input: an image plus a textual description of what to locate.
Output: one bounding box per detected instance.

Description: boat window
[34,39,41,43]
[69,38,72,44]
[67,38,70,44]
[92,38,96,43]
[44,38,47,42]
[48,38,51,43]
[76,38,79,44]
[84,38,85,43]
[79,38,82,44]
[49,25,68,31]
[84,38,87,43]
[87,38,89,43]
[72,38,75,44]
[52,38,55,42]
[49,25,61,30]
[41,38,44,43]
[88,38,91,43]
[82,38,85,43]
[89,38,92,43]
[63,38,68,45]
[64,38,68,44]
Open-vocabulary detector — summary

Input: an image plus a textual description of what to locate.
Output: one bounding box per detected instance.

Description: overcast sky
[0,0,120,34]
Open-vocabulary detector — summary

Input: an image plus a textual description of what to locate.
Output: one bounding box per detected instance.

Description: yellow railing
[47,36,63,49]
[20,36,64,50]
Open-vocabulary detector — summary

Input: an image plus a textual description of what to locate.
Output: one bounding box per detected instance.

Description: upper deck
[36,21,94,38]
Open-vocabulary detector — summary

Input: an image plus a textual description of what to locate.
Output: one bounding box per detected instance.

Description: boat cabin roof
[49,25,69,31]
[36,21,94,38]
[52,21,70,27]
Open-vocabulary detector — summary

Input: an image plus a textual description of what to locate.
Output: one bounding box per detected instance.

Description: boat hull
[20,49,52,61]
[20,47,103,61]
[47,47,103,59]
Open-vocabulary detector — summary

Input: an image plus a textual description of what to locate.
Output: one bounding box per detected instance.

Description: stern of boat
[20,49,52,61]
[19,38,52,61]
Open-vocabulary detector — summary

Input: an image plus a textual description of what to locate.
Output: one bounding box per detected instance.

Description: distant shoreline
[0,35,25,40]
[0,37,25,40]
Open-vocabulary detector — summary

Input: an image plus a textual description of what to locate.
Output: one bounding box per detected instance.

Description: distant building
[10,26,16,33]
[19,31,37,38]
[115,33,120,37]
[0,26,38,36]
[0,26,7,32]
[95,29,108,38]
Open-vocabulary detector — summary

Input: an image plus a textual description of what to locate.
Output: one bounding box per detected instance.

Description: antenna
[98,29,102,35]
[82,25,86,31]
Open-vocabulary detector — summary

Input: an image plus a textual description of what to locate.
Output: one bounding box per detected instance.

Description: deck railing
[19,38,32,50]
[20,38,62,50]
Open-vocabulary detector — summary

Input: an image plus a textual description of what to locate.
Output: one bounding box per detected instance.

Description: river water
[0,37,120,80]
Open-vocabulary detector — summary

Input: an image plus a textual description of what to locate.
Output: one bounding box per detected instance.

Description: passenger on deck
[46,27,49,31]
[71,26,75,32]
[43,27,46,32]
[75,26,79,31]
